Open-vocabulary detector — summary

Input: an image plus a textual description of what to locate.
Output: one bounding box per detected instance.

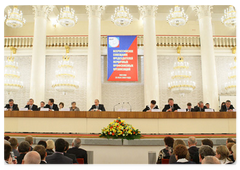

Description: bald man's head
[22,151,41,164]
[188,136,197,146]
[202,156,220,164]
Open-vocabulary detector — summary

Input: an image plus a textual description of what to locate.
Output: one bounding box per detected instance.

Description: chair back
[77,158,84,164]
[161,159,169,164]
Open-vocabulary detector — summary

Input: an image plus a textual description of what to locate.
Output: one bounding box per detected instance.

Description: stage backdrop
[107,35,138,81]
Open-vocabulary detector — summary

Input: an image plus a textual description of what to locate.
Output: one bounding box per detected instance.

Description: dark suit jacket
[4,104,19,111]
[44,104,59,111]
[40,160,47,164]
[194,106,207,112]
[143,105,159,112]
[220,105,235,112]
[67,147,88,164]
[186,108,195,112]
[24,104,38,111]
[17,153,26,164]
[45,152,73,164]
[162,104,181,112]
[64,153,78,163]
[188,146,199,164]
[89,104,106,111]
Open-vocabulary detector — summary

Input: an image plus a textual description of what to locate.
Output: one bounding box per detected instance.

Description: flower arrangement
[99,117,141,140]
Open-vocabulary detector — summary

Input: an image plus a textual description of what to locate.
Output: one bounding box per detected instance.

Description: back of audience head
[231,144,236,160]
[188,136,197,146]
[164,136,174,148]
[72,138,81,148]
[18,141,31,153]
[22,151,41,164]
[173,139,186,150]
[64,141,70,152]
[226,138,236,144]
[4,143,12,162]
[199,145,215,163]
[46,139,55,150]
[4,136,10,141]
[33,145,47,161]
[202,156,220,164]
[55,138,66,152]
[9,137,18,150]
[201,139,213,148]
[226,142,235,154]
[215,145,229,160]
[174,144,188,160]
[37,140,47,148]
[25,135,33,145]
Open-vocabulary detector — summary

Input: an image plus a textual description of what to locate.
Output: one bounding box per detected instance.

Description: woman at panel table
[70,102,80,111]
[142,100,159,112]
[59,102,64,110]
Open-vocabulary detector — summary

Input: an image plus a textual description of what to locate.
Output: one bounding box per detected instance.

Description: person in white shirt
[215,145,233,164]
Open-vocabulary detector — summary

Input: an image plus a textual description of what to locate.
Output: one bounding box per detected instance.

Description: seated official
[143,100,159,112]
[205,103,215,111]
[25,98,38,111]
[70,102,80,111]
[220,100,234,112]
[44,98,59,111]
[173,145,195,164]
[186,102,194,112]
[89,99,106,111]
[5,99,19,111]
[162,98,180,112]
[59,102,64,110]
[38,101,45,111]
[194,101,207,112]
[219,102,225,111]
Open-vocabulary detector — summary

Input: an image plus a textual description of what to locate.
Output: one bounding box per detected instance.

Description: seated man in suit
[22,151,41,164]
[220,100,235,112]
[205,103,215,112]
[64,140,77,163]
[46,138,73,164]
[17,141,31,164]
[4,99,19,111]
[188,136,199,164]
[67,138,88,164]
[194,101,207,112]
[143,100,159,112]
[25,98,38,111]
[38,101,45,111]
[89,99,106,111]
[186,102,194,112]
[44,98,59,111]
[162,98,181,112]
[33,145,47,164]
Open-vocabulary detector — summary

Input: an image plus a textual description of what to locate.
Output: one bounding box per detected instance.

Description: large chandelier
[4,6,26,28]
[225,46,237,95]
[168,47,196,96]
[221,5,236,27]
[166,5,188,27]
[111,5,133,27]
[57,5,78,27]
[52,46,79,94]
[4,47,23,94]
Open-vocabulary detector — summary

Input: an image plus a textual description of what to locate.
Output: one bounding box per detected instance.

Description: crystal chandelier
[4,47,23,94]
[168,47,196,96]
[221,5,236,27]
[225,46,237,95]
[57,5,78,27]
[111,5,133,27]
[166,5,188,27]
[4,6,26,28]
[52,46,79,94]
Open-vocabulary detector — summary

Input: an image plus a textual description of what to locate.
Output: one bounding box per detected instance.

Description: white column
[138,5,160,105]
[30,6,53,104]
[193,6,219,110]
[86,5,105,109]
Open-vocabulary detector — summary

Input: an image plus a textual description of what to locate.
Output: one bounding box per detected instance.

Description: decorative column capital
[32,5,54,19]
[86,5,105,18]
[192,5,213,20]
[138,5,158,19]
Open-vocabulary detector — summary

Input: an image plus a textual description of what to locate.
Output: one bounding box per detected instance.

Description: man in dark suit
[220,100,235,112]
[64,140,78,163]
[46,138,73,164]
[38,101,45,111]
[188,136,199,164]
[17,141,31,164]
[44,98,59,111]
[89,99,106,111]
[162,98,181,112]
[33,145,47,164]
[194,101,207,112]
[143,100,159,112]
[25,98,38,111]
[186,102,194,112]
[4,99,19,111]
[67,138,88,164]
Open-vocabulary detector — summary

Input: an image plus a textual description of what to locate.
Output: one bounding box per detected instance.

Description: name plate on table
[205,109,214,112]
[177,109,186,112]
[233,109,236,112]
[19,108,28,111]
[40,108,49,111]
[4,108,8,111]
[152,109,161,112]
[118,108,128,112]
[60,108,70,111]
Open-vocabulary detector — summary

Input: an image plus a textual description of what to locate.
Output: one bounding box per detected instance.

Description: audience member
[46,140,55,155]
[173,145,195,164]
[202,156,220,164]
[4,99,19,111]
[220,100,234,112]
[59,102,64,110]
[226,142,235,162]
[143,100,159,112]
[39,101,45,110]
[67,138,88,164]
[188,136,199,164]
[4,136,10,141]
[156,136,174,164]
[162,98,181,112]
[226,138,236,144]
[46,138,73,164]
[25,98,38,111]
[4,143,13,164]
[45,98,59,111]
[231,144,236,161]
[186,103,194,112]
[17,141,31,164]
[64,140,78,163]
[89,99,106,111]
[70,102,80,111]
[22,151,41,164]
[38,140,47,148]
[9,137,20,157]
[201,139,213,148]
[4,139,10,145]
[215,145,233,164]
[194,101,207,112]
[169,139,188,164]
[25,135,33,150]
[33,145,47,164]
[199,145,215,163]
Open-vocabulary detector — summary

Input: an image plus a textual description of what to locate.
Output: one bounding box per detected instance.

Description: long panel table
[4,111,236,134]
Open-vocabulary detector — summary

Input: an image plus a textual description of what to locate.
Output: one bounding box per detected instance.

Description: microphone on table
[127,102,132,112]
[122,102,125,109]
[113,103,120,111]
